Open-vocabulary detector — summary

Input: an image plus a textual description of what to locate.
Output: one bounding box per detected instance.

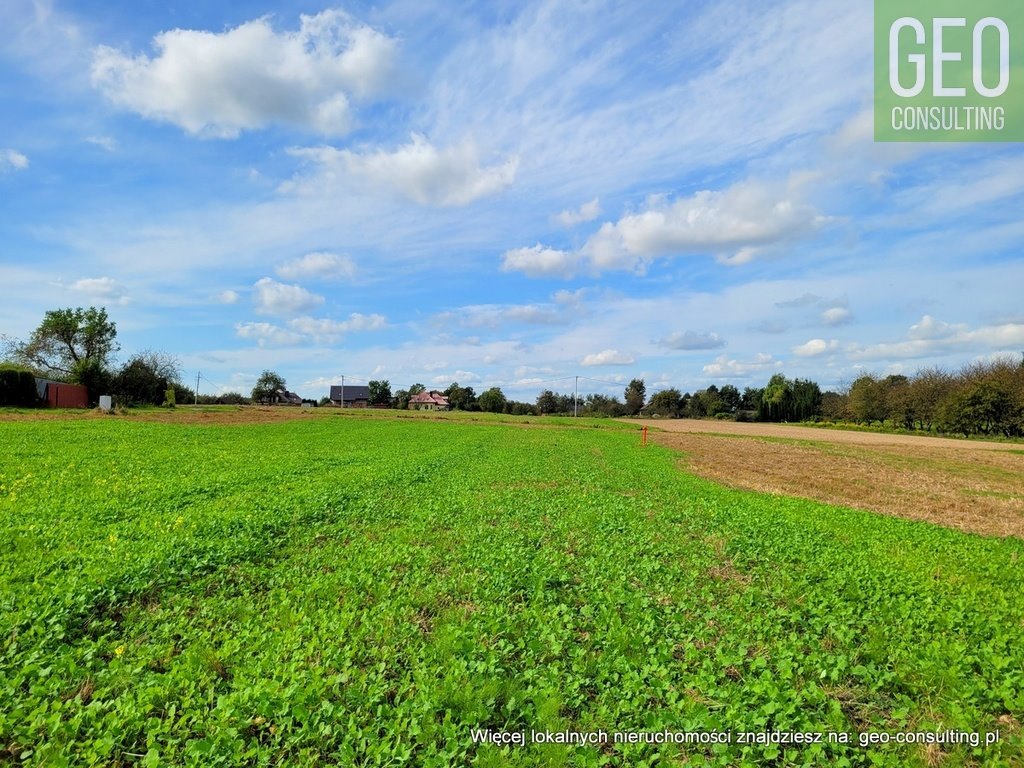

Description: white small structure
[99,395,113,412]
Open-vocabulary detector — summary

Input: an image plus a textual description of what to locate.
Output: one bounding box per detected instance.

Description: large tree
[115,351,182,406]
[478,386,507,413]
[11,306,118,379]
[252,370,286,404]
[760,373,794,421]
[624,378,646,415]
[444,382,477,411]
[647,388,682,417]
[536,389,559,414]
[368,379,392,406]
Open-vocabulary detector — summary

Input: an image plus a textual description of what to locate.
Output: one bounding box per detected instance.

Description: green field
[1,414,1022,767]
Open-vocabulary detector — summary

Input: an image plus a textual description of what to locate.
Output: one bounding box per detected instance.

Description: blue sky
[1,0,1022,400]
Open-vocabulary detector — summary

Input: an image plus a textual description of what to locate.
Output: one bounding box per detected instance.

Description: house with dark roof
[329,384,371,408]
[254,389,303,405]
[408,390,450,411]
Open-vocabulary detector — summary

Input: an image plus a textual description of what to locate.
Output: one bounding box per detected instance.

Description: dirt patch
[635,418,1018,451]
[648,426,1024,538]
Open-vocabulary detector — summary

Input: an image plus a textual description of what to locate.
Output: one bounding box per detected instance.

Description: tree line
[633,360,1024,439]
[3,306,1022,437]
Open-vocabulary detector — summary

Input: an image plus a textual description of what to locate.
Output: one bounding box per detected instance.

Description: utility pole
[574,375,578,417]
[341,375,345,408]
[195,371,199,405]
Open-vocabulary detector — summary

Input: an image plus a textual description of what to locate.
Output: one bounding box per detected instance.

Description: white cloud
[849,316,1024,361]
[580,177,826,273]
[431,370,479,384]
[501,244,579,278]
[581,349,634,366]
[235,312,386,347]
[1,149,29,172]
[792,338,838,357]
[91,10,397,138]
[659,330,725,350]
[437,302,568,329]
[276,252,356,282]
[820,306,851,326]
[554,198,601,227]
[288,313,386,338]
[552,288,587,306]
[218,290,239,304]
[252,277,324,316]
[702,353,782,378]
[287,134,518,206]
[908,314,961,340]
[234,321,304,347]
[84,136,117,152]
[69,276,129,305]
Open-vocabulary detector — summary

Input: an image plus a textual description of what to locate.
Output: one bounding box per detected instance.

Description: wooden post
[642,425,648,446]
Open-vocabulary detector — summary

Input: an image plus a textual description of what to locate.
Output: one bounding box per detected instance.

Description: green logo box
[875,0,1024,141]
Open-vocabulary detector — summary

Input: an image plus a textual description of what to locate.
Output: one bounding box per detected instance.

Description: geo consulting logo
[875,0,1024,141]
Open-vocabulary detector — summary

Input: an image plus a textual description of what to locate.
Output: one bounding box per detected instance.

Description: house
[408,390,450,411]
[255,388,302,405]
[34,378,89,408]
[329,384,371,408]
[277,390,303,405]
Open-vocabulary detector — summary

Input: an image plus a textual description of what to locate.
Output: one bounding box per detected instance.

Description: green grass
[1,415,1022,767]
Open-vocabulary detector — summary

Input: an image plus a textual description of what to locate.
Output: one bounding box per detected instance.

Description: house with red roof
[408,390,450,411]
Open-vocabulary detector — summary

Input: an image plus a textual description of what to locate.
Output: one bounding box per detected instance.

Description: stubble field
[638,418,1024,539]
[1,409,1022,767]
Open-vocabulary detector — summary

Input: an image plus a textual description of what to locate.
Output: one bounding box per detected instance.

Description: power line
[578,375,629,388]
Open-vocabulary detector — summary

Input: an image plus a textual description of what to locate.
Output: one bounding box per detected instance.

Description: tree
[741,387,763,412]
[536,389,559,414]
[393,389,411,410]
[719,385,741,413]
[408,383,426,395]
[73,358,115,405]
[908,368,953,431]
[760,374,793,421]
[505,400,536,416]
[10,307,118,379]
[368,379,392,406]
[848,375,886,424]
[216,391,250,405]
[252,370,286,404]
[820,391,848,421]
[791,378,822,421]
[624,378,646,415]
[881,374,914,430]
[114,351,182,406]
[583,393,623,417]
[693,386,725,417]
[478,387,507,413]
[647,388,682,417]
[444,382,478,411]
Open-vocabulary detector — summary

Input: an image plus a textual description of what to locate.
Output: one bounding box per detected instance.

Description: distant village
[268,384,452,412]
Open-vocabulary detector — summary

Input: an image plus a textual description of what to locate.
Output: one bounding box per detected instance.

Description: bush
[0,367,38,406]
[71,358,114,406]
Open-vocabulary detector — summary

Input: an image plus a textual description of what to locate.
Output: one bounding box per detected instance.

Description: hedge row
[0,368,39,407]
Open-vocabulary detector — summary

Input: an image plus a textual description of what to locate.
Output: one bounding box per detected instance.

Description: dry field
[638,419,1024,538]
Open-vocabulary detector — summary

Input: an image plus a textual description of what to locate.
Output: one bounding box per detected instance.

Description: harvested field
[639,419,1024,538]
